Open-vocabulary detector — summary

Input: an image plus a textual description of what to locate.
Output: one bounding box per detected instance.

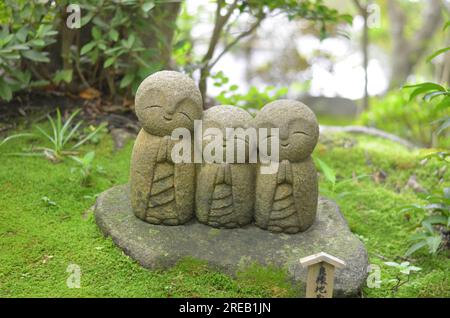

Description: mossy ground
[0,126,448,297]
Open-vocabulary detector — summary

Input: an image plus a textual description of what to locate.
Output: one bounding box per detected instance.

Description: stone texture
[130,71,203,225]
[255,100,320,234]
[195,106,255,228]
[94,184,369,297]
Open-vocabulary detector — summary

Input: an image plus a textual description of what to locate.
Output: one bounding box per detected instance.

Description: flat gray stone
[94,184,368,297]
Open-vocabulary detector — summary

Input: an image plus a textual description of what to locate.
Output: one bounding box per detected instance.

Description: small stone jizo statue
[130,71,203,225]
[195,105,255,228]
[254,100,319,234]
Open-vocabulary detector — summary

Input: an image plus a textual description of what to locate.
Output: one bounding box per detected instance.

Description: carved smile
[163,115,173,121]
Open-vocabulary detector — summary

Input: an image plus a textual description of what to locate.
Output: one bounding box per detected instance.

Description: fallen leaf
[79,87,101,100]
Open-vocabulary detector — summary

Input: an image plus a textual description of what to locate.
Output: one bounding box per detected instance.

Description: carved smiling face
[135,71,203,136]
[255,100,319,162]
[200,105,255,163]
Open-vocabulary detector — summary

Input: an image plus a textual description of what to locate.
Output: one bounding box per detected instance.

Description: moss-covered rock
[95,184,368,297]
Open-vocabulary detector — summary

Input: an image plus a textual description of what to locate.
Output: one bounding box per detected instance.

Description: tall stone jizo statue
[195,106,255,228]
[254,100,319,234]
[130,71,203,225]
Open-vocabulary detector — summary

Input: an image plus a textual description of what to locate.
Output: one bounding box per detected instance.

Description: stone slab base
[94,184,368,297]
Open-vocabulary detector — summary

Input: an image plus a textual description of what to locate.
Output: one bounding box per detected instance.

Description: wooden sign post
[300,252,346,298]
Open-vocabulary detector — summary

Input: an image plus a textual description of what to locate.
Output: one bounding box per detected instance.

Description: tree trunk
[362,5,369,110]
[352,0,370,111]
[387,0,443,89]
[144,2,181,69]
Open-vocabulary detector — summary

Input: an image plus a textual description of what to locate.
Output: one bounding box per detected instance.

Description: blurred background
[0,0,449,148]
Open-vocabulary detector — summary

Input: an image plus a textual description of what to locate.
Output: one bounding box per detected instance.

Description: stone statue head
[255,99,319,162]
[200,105,255,163]
[135,71,203,136]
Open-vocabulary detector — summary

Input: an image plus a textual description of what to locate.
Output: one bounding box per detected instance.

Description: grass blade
[72,123,106,150]
[36,125,55,145]
[60,109,81,146]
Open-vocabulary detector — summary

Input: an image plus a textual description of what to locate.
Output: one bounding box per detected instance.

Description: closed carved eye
[292,131,309,136]
[144,105,161,110]
[178,111,192,121]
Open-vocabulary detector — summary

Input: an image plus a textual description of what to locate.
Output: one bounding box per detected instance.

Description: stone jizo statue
[195,105,255,228]
[254,100,319,234]
[130,71,203,225]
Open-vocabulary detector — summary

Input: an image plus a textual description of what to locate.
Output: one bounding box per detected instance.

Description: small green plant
[5,108,106,161]
[384,261,421,294]
[400,23,450,257]
[403,82,450,136]
[70,151,100,186]
[401,188,450,256]
[313,155,369,198]
[33,108,106,162]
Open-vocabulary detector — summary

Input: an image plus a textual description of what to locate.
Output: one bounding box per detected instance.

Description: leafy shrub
[0,1,58,101]
[359,90,450,148]
[0,0,178,101]
[401,188,450,256]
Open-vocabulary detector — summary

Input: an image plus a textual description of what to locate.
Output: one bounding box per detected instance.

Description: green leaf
[120,72,135,88]
[436,118,450,135]
[426,46,450,63]
[103,57,115,68]
[424,90,447,102]
[0,78,13,101]
[405,82,446,101]
[423,215,448,225]
[426,236,442,254]
[405,241,427,256]
[16,27,28,42]
[314,156,336,186]
[0,133,34,147]
[83,151,95,164]
[21,50,49,63]
[109,29,119,42]
[72,123,107,150]
[31,39,45,47]
[142,1,155,13]
[92,27,101,40]
[80,42,96,55]
[53,70,73,84]
[229,84,239,91]
[404,82,445,90]
[421,220,435,233]
[435,97,450,112]
[444,21,450,31]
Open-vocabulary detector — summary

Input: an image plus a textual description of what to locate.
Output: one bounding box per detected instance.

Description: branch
[209,13,265,69]
[320,125,419,149]
[352,0,365,13]
[201,0,239,64]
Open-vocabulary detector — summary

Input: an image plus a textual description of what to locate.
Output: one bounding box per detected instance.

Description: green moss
[0,130,448,297]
